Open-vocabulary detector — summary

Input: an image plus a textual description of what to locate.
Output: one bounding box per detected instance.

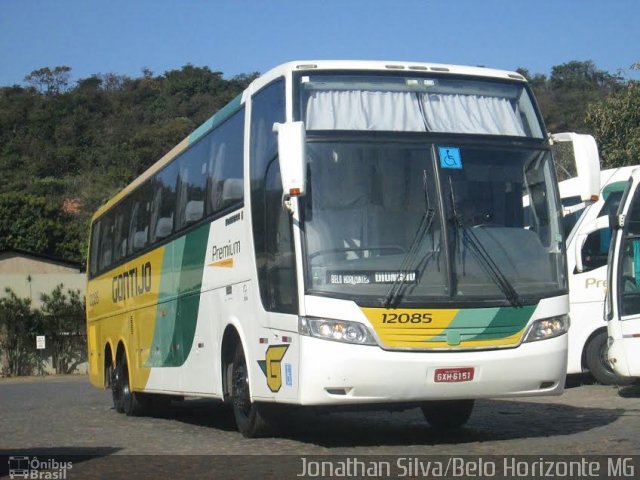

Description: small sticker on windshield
[439,147,462,169]
[327,271,417,285]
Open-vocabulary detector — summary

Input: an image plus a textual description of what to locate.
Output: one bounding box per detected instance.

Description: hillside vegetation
[0,61,638,262]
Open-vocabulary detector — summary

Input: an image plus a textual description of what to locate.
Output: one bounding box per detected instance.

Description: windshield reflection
[303,140,565,306]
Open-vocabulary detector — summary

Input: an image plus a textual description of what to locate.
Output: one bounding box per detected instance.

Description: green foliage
[519,60,624,133]
[0,285,87,376]
[40,285,86,374]
[0,65,257,263]
[585,79,640,168]
[0,288,42,376]
[1,60,638,264]
[0,193,83,260]
[24,66,72,95]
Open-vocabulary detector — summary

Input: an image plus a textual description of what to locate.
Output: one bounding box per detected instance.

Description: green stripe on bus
[145,239,184,367]
[423,305,534,343]
[145,224,209,368]
[188,94,243,145]
[165,224,210,366]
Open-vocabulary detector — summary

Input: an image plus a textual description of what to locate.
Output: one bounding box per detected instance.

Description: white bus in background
[551,131,639,385]
[561,164,638,384]
[605,167,640,380]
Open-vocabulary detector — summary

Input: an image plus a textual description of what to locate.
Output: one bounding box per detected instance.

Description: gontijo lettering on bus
[111,261,152,303]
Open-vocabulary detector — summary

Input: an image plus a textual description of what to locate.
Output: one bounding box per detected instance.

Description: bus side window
[128,184,151,253]
[264,159,297,313]
[150,163,177,241]
[207,109,245,215]
[250,80,285,312]
[89,220,101,276]
[98,214,114,272]
[112,201,130,263]
[176,138,208,230]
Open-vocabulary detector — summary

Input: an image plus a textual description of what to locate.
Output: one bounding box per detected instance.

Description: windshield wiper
[383,170,436,308]
[448,178,522,308]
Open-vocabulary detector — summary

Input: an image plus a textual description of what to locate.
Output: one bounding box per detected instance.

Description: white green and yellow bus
[87,60,577,437]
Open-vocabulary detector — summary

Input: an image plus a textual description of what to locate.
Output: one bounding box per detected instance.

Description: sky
[1,0,639,87]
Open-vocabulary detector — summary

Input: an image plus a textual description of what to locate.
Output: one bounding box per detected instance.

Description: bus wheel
[111,362,125,413]
[119,354,152,416]
[421,400,474,429]
[586,331,635,386]
[231,344,274,438]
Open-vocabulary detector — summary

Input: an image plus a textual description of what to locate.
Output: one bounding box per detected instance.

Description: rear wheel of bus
[421,400,474,429]
[231,343,277,438]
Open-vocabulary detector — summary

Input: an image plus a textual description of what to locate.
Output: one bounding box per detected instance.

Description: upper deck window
[299,74,543,138]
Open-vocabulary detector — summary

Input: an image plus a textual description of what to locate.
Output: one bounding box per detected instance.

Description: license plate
[434,367,475,383]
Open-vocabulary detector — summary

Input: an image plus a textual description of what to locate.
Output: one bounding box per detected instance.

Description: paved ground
[1,375,639,478]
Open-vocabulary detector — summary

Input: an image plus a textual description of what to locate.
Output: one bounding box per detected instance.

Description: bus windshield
[302,140,566,306]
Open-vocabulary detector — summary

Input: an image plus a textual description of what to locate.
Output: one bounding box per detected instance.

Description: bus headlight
[523,315,570,343]
[299,317,377,345]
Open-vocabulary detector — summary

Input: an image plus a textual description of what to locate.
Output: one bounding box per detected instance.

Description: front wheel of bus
[231,344,275,438]
[421,400,474,429]
[586,331,635,386]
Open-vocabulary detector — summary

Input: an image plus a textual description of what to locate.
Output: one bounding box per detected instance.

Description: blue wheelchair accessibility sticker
[285,363,293,386]
[439,146,463,169]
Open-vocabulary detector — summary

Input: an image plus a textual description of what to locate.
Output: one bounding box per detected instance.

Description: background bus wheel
[231,344,274,438]
[119,354,151,416]
[586,331,634,386]
[421,400,474,429]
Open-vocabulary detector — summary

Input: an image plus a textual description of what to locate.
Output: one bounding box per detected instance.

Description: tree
[519,60,623,133]
[39,285,86,374]
[0,193,83,261]
[24,66,72,95]
[0,288,42,376]
[586,77,640,168]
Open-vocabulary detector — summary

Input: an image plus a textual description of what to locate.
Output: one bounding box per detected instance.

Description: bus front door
[607,168,640,378]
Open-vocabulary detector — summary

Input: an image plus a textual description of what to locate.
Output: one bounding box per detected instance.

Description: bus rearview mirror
[273,121,306,198]
[551,132,600,202]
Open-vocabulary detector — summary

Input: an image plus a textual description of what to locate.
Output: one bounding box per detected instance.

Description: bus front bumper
[297,334,567,405]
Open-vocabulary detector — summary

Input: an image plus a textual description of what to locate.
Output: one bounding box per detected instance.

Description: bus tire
[421,400,474,429]
[111,361,125,413]
[119,354,152,417]
[585,331,634,386]
[231,343,275,438]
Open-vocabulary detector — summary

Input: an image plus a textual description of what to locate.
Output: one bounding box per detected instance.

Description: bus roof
[91,60,528,221]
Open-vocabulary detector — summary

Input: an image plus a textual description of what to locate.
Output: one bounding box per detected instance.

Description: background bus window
[619,186,640,316]
[560,195,584,240]
[579,188,624,273]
